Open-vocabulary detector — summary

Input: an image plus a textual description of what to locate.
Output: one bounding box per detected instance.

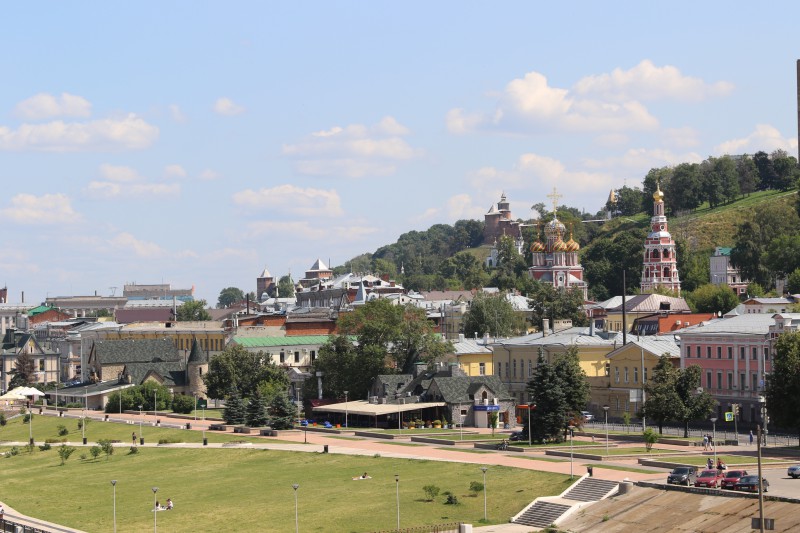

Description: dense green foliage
[176,299,211,321]
[203,344,289,401]
[766,332,800,438]
[643,356,716,436]
[223,388,246,425]
[105,382,174,413]
[217,287,245,308]
[462,292,525,337]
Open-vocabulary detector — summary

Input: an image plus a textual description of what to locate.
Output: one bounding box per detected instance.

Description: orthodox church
[528,188,588,299]
[640,183,681,294]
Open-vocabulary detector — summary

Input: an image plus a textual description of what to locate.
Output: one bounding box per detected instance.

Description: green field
[0,415,289,445]
[0,446,569,532]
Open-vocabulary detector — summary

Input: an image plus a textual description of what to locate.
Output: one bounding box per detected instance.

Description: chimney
[590,320,595,336]
[458,333,465,342]
[543,318,550,336]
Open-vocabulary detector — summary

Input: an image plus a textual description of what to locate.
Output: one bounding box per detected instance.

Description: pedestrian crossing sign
[724,412,734,422]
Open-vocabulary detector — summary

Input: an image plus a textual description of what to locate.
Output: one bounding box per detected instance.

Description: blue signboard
[473,405,500,412]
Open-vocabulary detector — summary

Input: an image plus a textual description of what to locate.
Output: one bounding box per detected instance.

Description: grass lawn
[381,428,478,435]
[0,415,290,445]
[0,447,570,532]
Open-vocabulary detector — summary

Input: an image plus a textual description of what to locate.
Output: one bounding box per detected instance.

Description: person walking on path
[132,432,137,446]
[749,430,754,445]
[702,435,708,450]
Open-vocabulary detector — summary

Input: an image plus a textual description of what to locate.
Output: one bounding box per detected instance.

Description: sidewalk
[0,500,86,533]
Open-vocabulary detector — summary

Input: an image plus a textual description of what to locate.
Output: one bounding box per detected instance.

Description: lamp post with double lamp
[139,405,144,445]
[480,466,488,522]
[152,487,158,532]
[710,417,718,469]
[603,405,610,456]
[111,480,117,533]
[527,403,535,446]
[28,399,33,445]
[153,390,158,426]
[292,484,299,533]
[83,386,88,445]
[397,397,405,431]
[202,402,207,446]
[568,424,575,479]
[344,390,348,428]
[394,474,400,532]
[193,393,198,422]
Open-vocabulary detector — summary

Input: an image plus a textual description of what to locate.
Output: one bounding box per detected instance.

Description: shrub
[171,394,195,415]
[45,438,66,444]
[77,418,90,430]
[98,439,114,460]
[0,413,6,426]
[79,453,87,461]
[643,428,659,452]
[469,481,484,495]
[158,438,182,444]
[65,402,83,408]
[90,446,102,460]
[128,446,139,455]
[38,443,51,451]
[22,414,31,423]
[443,491,459,505]
[433,420,442,426]
[8,446,20,457]
[57,424,69,436]
[25,443,34,454]
[423,485,440,501]
[621,411,632,427]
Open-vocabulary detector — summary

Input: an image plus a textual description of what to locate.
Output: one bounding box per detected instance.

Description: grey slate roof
[429,375,511,404]
[123,362,187,387]
[187,338,207,364]
[93,338,181,364]
[676,313,773,336]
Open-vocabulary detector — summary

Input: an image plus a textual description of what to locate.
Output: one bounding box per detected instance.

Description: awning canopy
[313,400,446,417]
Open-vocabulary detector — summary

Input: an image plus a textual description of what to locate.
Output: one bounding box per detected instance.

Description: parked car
[788,465,800,479]
[509,431,526,442]
[721,470,749,490]
[580,411,594,422]
[695,469,725,488]
[734,475,769,493]
[667,467,697,486]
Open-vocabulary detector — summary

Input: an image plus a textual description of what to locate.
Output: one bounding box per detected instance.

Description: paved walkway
[0,500,86,533]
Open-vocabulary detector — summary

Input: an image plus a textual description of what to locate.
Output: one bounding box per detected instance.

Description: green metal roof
[234,335,335,347]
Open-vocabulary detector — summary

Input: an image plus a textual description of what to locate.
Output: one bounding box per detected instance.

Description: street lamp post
[344,390,348,428]
[152,487,158,532]
[139,405,144,445]
[83,386,88,445]
[202,403,207,446]
[154,390,157,425]
[394,474,400,532]
[111,480,117,533]
[603,405,610,456]
[460,413,465,441]
[292,484,299,533]
[397,398,405,431]
[193,393,197,422]
[568,425,575,479]
[710,417,718,469]
[481,466,488,522]
[28,400,33,445]
[528,403,534,446]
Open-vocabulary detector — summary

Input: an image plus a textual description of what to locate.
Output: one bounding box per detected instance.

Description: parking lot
[658,465,800,498]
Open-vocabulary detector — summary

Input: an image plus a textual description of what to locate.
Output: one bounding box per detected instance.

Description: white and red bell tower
[640,183,681,295]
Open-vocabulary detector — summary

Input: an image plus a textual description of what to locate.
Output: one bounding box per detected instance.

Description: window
[294,351,300,363]
[311,350,317,361]
[605,363,610,377]
[686,346,691,358]
[696,346,701,358]
[717,372,722,389]
[727,347,733,359]
[280,351,285,363]
[752,373,758,391]
[740,347,745,360]
[624,367,629,383]
[752,347,757,360]
[497,362,502,376]
[643,368,648,383]
[38,359,45,371]
[479,362,486,376]
[727,372,733,390]
[706,347,712,359]
[513,359,517,378]
[706,371,712,389]
[764,347,769,360]
[633,367,639,383]
[740,373,746,390]
[505,362,509,377]
[615,397,620,410]
[614,367,620,383]
[717,347,722,359]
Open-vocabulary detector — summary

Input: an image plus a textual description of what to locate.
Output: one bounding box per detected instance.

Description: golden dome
[553,238,567,252]
[565,237,580,252]
[530,241,545,252]
[653,183,664,202]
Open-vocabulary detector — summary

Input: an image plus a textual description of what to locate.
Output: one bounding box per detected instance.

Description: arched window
[663,249,670,258]
[663,267,670,278]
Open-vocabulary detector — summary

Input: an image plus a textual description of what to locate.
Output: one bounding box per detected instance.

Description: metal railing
[583,421,800,447]
[370,522,462,533]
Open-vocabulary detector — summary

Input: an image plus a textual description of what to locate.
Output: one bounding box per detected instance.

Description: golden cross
[546,187,562,217]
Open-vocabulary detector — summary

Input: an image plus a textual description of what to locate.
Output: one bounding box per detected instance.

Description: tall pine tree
[270,394,296,430]
[223,388,246,425]
[245,389,269,427]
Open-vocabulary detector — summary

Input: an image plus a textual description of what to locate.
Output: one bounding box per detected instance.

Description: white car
[581,411,594,422]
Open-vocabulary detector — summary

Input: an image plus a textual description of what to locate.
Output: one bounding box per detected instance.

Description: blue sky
[1,2,798,305]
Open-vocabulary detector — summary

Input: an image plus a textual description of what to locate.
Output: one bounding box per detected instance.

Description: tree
[685,284,739,314]
[98,439,115,460]
[767,332,800,439]
[754,151,777,190]
[277,275,295,298]
[462,292,525,338]
[269,394,296,430]
[607,186,645,217]
[223,388,246,425]
[8,352,35,389]
[423,485,440,501]
[525,347,589,443]
[176,300,211,321]
[771,152,800,191]
[763,233,800,278]
[245,388,269,427]
[528,281,588,329]
[643,428,659,452]
[171,394,195,415]
[58,444,76,465]
[674,364,715,437]
[642,355,683,434]
[665,163,702,213]
[736,155,760,196]
[203,344,288,400]
[787,269,800,295]
[217,287,245,308]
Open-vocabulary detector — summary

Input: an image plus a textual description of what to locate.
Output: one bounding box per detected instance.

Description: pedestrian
[708,434,714,450]
[749,430,754,445]
[132,432,137,446]
[702,434,708,450]
[707,457,713,470]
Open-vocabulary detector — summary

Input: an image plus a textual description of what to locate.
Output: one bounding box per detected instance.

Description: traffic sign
[724,412,733,422]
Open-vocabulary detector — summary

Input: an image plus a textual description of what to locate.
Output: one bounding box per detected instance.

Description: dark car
[695,469,725,488]
[508,431,526,442]
[667,467,697,486]
[734,475,769,493]
[721,470,748,490]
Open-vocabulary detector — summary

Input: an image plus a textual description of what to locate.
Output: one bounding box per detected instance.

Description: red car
[721,470,748,490]
[695,469,725,488]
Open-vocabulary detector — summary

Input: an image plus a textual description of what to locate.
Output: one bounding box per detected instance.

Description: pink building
[678,313,772,424]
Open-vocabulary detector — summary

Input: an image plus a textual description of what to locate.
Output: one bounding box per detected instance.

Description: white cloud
[572,60,734,102]
[662,127,702,149]
[100,164,142,182]
[243,220,377,242]
[109,232,164,258]
[283,116,420,178]
[198,169,219,181]
[582,148,703,171]
[213,97,245,116]
[446,193,488,220]
[714,124,798,156]
[0,193,81,224]
[0,114,159,152]
[14,92,92,120]
[164,164,187,178]
[169,104,187,123]
[232,184,343,217]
